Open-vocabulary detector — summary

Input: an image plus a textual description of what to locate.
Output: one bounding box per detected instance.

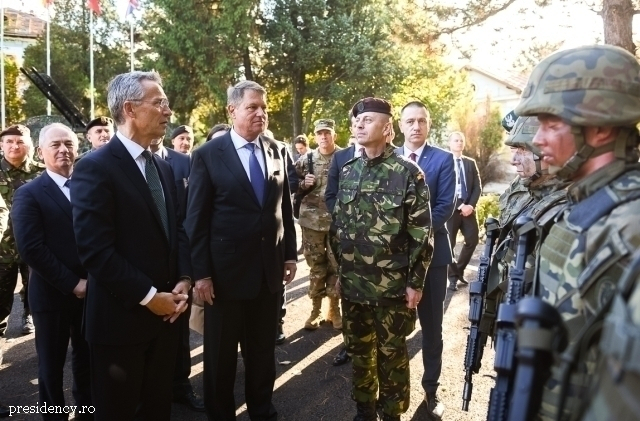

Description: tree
[450,97,506,185]
[3,56,24,124]
[21,0,130,119]
[602,0,636,53]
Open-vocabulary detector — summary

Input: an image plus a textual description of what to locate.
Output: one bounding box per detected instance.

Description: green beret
[171,125,194,140]
[86,116,114,132]
[352,97,393,118]
[0,124,30,138]
[314,119,336,133]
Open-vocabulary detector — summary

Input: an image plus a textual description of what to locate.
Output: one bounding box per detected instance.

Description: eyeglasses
[131,98,171,109]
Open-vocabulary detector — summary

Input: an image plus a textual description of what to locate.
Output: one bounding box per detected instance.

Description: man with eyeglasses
[0,124,45,343]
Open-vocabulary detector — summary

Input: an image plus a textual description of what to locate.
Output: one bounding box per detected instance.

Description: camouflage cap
[515,44,640,127]
[352,97,393,118]
[502,110,518,133]
[314,119,336,133]
[0,124,30,138]
[85,116,114,132]
[504,116,542,156]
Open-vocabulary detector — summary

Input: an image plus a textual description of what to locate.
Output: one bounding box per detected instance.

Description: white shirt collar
[117,131,147,161]
[404,143,426,159]
[154,145,168,159]
[46,169,69,188]
[230,128,261,151]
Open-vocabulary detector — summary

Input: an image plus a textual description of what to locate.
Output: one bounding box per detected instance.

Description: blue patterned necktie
[245,142,265,205]
[457,158,468,201]
[63,179,71,188]
[141,150,169,239]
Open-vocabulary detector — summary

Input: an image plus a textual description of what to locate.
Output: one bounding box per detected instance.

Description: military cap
[0,124,30,138]
[314,119,336,133]
[171,125,194,140]
[504,116,542,156]
[516,44,640,127]
[86,116,114,132]
[351,97,393,118]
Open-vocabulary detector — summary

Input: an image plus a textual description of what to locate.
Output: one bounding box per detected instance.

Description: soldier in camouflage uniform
[0,192,10,367]
[296,119,343,330]
[578,248,640,421]
[75,116,114,162]
[513,44,640,421]
[330,98,433,421]
[0,125,45,338]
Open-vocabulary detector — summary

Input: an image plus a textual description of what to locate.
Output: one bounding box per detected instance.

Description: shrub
[476,194,500,232]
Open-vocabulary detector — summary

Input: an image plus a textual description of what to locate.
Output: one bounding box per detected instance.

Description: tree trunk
[243,47,254,81]
[602,0,636,55]
[292,69,305,137]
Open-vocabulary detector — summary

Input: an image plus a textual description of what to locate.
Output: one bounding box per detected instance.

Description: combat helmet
[503,112,545,180]
[515,44,640,180]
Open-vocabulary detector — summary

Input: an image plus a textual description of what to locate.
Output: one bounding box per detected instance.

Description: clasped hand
[146,280,190,323]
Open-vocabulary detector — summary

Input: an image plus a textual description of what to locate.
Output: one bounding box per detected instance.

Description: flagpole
[1,0,5,130]
[89,10,94,119]
[130,19,134,71]
[46,5,51,116]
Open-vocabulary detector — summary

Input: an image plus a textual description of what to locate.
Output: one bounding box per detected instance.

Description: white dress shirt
[402,144,426,161]
[230,128,266,180]
[46,169,71,201]
[117,132,166,306]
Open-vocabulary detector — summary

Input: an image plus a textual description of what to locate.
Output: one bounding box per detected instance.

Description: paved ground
[0,225,494,420]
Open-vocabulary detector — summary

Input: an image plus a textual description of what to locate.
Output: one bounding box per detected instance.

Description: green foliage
[21,0,129,119]
[476,194,500,231]
[3,56,24,124]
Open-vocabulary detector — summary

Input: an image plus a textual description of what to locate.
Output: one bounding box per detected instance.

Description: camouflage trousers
[302,227,338,299]
[342,300,416,416]
[0,262,29,337]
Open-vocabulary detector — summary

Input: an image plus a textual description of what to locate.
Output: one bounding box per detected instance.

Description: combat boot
[22,308,34,335]
[326,297,343,330]
[353,401,378,421]
[304,297,323,330]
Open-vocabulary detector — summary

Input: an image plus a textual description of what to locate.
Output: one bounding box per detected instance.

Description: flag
[42,0,54,8]
[126,0,139,18]
[87,0,101,15]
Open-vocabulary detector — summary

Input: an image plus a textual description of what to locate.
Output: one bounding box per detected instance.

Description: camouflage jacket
[0,158,46,264]
[537,161,640,420]
[498,176,532,227]
[330,144,433,306]
[296,147,341,231]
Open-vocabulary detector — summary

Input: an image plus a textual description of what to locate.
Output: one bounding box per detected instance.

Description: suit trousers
[417,264,448,393]
[32,301,92,420]
[173,304,194,396]
[446,209,480,281]
[203,282,279,421]
[89,317,180,421]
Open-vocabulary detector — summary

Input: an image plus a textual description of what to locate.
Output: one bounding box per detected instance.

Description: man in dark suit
[12,123,92,420]
[397,101,455,420]
[149,131,204,411]
[71,71,192,421]
[446,131,481,291]
[185,80,297,421]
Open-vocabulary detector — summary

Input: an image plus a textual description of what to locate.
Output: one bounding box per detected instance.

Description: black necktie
[457,158,468,201]
[141,151,169,239]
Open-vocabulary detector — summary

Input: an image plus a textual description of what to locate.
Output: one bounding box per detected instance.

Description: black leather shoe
[424,392,444,420]
[448,280,458,291]
[276,323,286,345]
[173,390,205,412]
[333,347,351,366]
[0,403,9,418]
[459,277,469,285]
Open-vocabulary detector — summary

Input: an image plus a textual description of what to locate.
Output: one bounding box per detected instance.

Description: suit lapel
[217,134,261,207]
[41,172,72,220]
[419,145,434,172]
[111,137,168,242]
[462,156,472,188]
[261,136,275,207]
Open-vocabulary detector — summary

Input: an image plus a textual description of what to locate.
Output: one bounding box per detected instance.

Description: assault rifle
[487,216,535,421]
[462,216,500,411]
[20,67,87,133]
[507,297,567,421]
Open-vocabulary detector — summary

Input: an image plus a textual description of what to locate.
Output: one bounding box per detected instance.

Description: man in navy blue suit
[397,101,455,420]
[12,123,93,420]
